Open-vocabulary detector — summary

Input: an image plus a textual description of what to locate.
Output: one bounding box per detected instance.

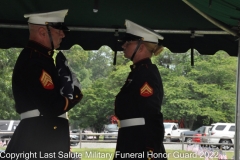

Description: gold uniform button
[76,95,78,98]
[54,126,57,129]
[48,51,51,55]
[148,150,153,160]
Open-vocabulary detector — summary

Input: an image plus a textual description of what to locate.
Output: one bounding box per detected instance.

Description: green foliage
[0,48,21,119]
[84,46,114,81]
[67,45,116,131]
[62,45,92,89]
[0,46,237,131]
[69,79,116,132]
[156,50,236,129]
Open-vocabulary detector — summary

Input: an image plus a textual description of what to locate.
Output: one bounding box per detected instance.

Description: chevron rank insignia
[39,70,54,89]
[140,82,153,97]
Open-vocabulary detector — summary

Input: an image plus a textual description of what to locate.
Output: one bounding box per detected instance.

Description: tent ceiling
[0,0,239,56]
[187,0,240,30]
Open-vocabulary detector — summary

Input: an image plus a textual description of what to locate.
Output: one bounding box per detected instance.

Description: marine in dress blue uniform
[4,10,83,160]
[114,20,167,160]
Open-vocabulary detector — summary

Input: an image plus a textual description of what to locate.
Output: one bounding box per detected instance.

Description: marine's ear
[38,27,48,38]
[138,43,145,53]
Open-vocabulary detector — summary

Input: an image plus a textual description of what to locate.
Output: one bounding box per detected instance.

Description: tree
[69,79,116,133]
[61,45,92,89]
[68,46,117,132]
[85,46,114,81]
[0,48,21,119]
[156,50,236,129]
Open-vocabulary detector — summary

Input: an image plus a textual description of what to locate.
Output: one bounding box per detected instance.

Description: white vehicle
[82,130,97,140]
[208,122,235,150]
[0,120,19,138]
[0,120,20,146]
[164,122,190,142]
[70,134,79,146]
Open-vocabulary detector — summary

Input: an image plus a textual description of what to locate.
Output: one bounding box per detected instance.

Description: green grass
[0,147,234,160]
[0,147,5,150]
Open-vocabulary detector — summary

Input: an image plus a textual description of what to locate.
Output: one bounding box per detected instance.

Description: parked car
[0,120,20,146]
[192,133,201,143]
[71,129,96,140]
[201,126,212,144]
[82,130,96,140]
[208,122,235,150]
[104,124,118,140]
[71,129,80,133]
[70,134,79,146]
[180,126,211,143]
[164,122,190,142]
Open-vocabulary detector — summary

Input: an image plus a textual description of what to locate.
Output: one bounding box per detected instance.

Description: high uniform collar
[130,58,152,70]
[27,40,54,57]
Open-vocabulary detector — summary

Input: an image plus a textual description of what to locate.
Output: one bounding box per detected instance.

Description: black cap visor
[48,22,69,31]
[118,33,142,44]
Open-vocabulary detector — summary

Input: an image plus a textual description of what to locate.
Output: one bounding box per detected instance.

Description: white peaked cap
[24,9,68,25]
[125,19,164,43]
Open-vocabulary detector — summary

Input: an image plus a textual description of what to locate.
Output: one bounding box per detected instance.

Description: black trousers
[4,116,70,160]
[114,125,167,160]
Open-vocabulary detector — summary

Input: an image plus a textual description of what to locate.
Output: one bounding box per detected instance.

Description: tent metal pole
[0,23,231,35]
[234,39,240,160]
[182,0,238,37]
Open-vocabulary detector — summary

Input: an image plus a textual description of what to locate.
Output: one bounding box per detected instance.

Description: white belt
[120,118,145,128]
[20,109,67,120]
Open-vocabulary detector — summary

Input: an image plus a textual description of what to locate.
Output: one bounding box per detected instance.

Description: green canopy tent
[0,0,238,56]
[1,0,240,157]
